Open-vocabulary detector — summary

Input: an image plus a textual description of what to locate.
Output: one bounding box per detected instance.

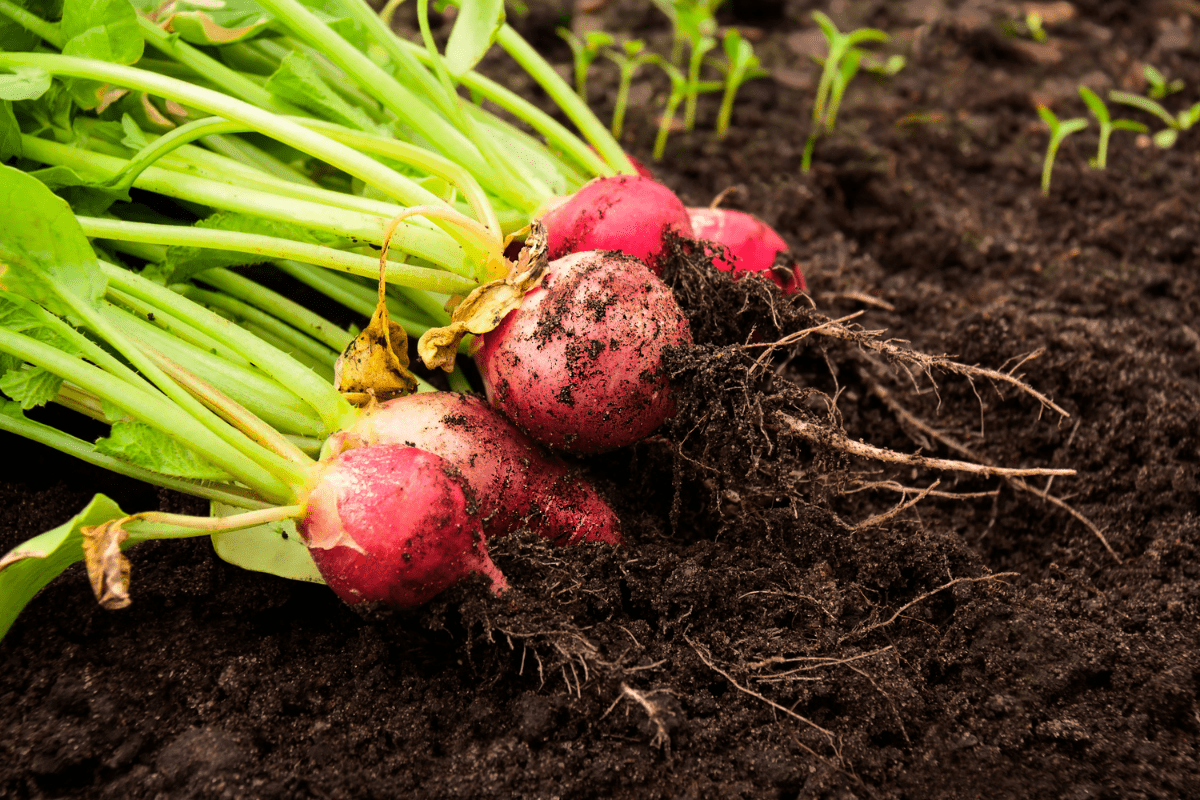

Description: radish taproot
[334,392,622,546]
[476,250,691,454]
[687,207,806,294]
[539,175,693,275]
[299,445,507,608]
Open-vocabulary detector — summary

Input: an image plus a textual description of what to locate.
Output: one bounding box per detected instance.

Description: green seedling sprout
[604,40,656,140]
[1077,86,1147,168]
[1036,105,1087,195]
[802,11,894,172]
[675,0,722,131]
[556,27,614,102]
[1143,64,1184,100]
[1025,11,1047,42]
[1108,88,1200,149]
[715,29,768,139]
[650,55,721,160]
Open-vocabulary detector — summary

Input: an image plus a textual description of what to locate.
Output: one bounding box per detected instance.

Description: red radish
[538,175,693,275]
[335,392,622,546]
[687,207,806,294]
[587,146,655,179]
[299,445,506,607]
[476,250,691,454]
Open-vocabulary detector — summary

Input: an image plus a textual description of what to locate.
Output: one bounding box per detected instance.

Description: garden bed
[2,0,1198,797]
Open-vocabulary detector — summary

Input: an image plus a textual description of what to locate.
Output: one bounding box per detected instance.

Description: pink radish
[539,175,693,275]
[476,250,691,454]
[687,207,806,294]
[335,392,622,546]
[300,445,506,607]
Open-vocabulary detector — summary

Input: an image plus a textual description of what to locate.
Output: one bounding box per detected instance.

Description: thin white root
[780,414,1075,478]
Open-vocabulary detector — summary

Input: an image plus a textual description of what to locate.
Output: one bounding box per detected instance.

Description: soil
[3,1,1199,798]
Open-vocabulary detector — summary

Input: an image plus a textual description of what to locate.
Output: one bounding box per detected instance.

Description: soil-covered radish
[687,207,806,294]
[335,393,621,546]
[539,175,693,275]
[476,250,691,454]
[299,445,506,607]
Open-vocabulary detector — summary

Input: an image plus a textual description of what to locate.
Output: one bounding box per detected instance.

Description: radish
[299,445,507,607]
[539,176,694,275]
[334,392,622,546]
[475,250,691,454]
[687,207,807,294]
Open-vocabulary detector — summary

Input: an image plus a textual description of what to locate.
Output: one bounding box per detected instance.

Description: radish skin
[337,393,622,546]
[300,445,506,607]
[687,207,806,294]
[539,176,693,275]
[476,251,691,454]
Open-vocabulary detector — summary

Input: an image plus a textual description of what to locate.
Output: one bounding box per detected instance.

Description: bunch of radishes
[304,173,805,610]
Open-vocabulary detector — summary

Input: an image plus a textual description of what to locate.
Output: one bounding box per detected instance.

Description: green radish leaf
[0,366,64,410]
[0,0,45,51]
[154,0,273,45]
[210,501,324,584]
[0,164,107,318]
[163,212,350,283]
[94,421,236,480]
[265,52,382,133]
[0,67,51,100]
[27,164,131,216]
[1153,128,1178,149]
[444,0,505,78]
[119,112,148,150]
[60,0,144,65]
[0,101,19,160]
[0,492,126,641]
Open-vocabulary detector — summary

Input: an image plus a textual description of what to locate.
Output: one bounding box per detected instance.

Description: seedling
[1077,86,1147,168]
[1108,89,1200,149]
[715,29,768,139]
[1025,11,1047,42]
[604,40,656,139]
[1143,64,1184,100]
[1036,105,1087,195]
[675,1,721,131]
[802,11,895,172]
[556,27,614,102]
[650,55,721,159]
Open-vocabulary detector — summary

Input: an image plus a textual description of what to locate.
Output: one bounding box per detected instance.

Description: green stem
[195,269,353,353]
[495,25,636,175]
[137,16,285,111]
[271,261,437,340]
[399,38,612,181]
[654,94,684,161]
[251,0,503,191]
[199,133,318,187]
[183,287,340,369]
[0,53,468,218]
[0,411,270,509]
[74,215,477,296]
[100,262,358,434]
[105,304,327,438]
[0,0,62,48]
[0,328,294,503]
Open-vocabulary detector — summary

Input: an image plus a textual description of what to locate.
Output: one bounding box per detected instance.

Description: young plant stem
[0,0,62,48]
[0,53,480,225]
[99,263,358,434]
[182,287,340,370]
[495,24,637,175]
[77,216,480,294]
[194,269,353,353]
[683,37,716,131]
[0,328,296,503]
[1036,106,1087,195]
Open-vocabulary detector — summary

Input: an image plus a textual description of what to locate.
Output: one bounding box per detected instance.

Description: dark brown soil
[3,1,1199,798]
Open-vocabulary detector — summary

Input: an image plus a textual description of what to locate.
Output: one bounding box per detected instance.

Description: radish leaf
[0,493,127,640]
[94,421,237,480]
[61,0,143,65]
[0,366,64,410]
[0,164,107,317]
[210,502,324,583]
[0,66,50,100]
[445,0,505,78]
